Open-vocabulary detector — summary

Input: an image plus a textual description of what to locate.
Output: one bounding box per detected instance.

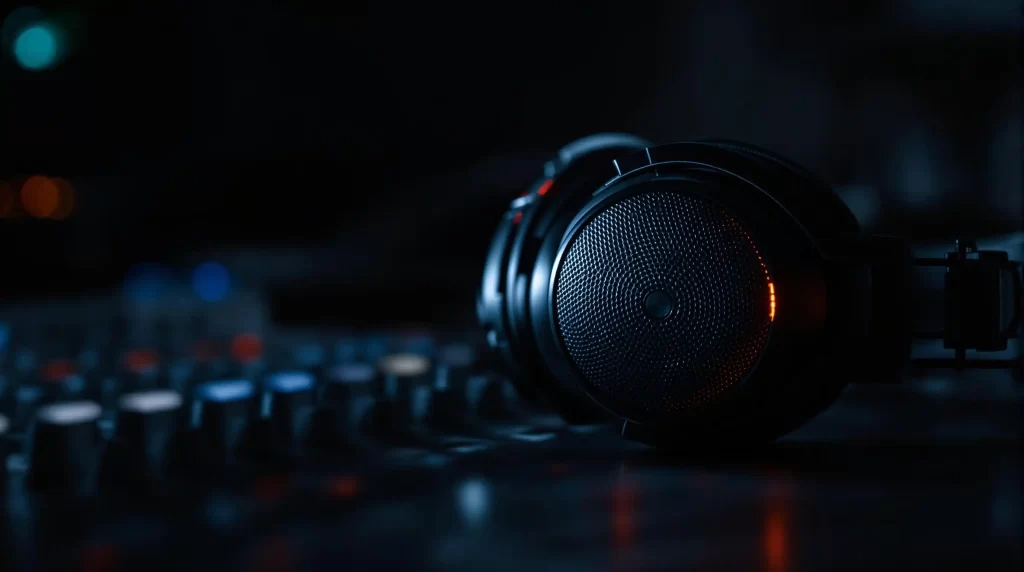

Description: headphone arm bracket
[913,238,1022,370]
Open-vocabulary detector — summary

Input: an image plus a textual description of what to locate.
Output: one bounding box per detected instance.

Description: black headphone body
[479,134,919,448]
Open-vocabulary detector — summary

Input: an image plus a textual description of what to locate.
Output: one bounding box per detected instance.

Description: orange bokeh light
[21,175,61,218]
[50,177,76,219]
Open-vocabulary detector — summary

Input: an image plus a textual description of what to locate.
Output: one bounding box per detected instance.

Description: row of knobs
[0,345,520,493]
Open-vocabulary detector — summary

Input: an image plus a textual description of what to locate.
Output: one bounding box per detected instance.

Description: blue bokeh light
[192,261,230,302]
[13,24,58,71]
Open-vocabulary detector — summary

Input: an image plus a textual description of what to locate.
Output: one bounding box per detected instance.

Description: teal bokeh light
[13,23,58,70]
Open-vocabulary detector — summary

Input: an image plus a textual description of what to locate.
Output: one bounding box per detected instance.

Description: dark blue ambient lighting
[123,263,172,302]
[192,261,230,302]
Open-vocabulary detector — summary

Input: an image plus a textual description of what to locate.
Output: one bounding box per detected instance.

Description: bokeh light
[49,177,75,219]
[192,261,230,302]
[20,175,60,217]
[13,23,58,71]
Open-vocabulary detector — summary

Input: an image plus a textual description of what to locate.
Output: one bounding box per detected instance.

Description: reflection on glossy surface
[3,375,1020,571]
[611,470,636,550]
[762,482,792,572]
[456,478,490,528]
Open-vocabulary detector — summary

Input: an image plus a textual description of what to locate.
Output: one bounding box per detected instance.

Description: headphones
[478,133,1022,449]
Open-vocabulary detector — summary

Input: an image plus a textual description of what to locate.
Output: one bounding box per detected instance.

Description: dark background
[1,1,1020,310]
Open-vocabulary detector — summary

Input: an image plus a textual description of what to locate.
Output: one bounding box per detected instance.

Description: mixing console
[0,290,1020,571]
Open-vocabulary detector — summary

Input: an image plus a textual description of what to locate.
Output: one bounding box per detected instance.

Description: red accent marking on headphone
[536,179,554,197]
[513,211,523,225]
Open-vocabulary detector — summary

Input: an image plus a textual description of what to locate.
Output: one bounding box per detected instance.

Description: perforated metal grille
[554,190,772,419]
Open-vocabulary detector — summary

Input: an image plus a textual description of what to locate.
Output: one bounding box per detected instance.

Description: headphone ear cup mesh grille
[554,190,773,421]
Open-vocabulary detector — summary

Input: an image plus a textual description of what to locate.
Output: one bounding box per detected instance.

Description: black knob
[311,364,377,452]
[190,379,255,463]
[260,372,316,453]
[180,341,230,397]
[321,362,375,403]
[377,353,432,402]
[434,343,477,391]
[429,373,492,432]
[371,353,434,444]
[428,345,485,431]
[107,389,183,483]
[27,400,103,493]
[11,384,46,432]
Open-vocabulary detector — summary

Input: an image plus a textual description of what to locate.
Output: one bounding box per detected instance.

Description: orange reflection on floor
[612,476,636,549]
[762,484,792,572]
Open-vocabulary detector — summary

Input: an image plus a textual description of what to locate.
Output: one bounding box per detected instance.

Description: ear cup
[534,141,861,445]
[483,135,870,445]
